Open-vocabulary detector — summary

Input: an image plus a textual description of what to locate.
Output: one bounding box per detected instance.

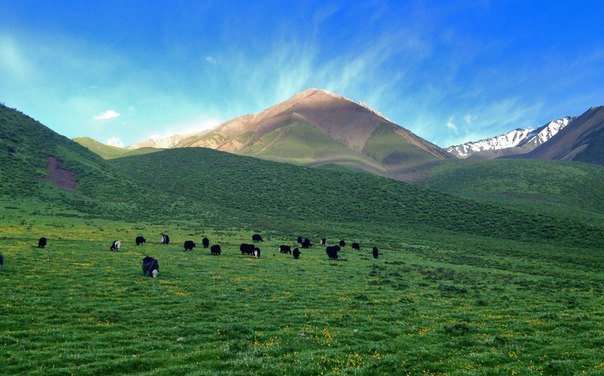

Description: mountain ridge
[525,105,604,164]
[447,116,575,159]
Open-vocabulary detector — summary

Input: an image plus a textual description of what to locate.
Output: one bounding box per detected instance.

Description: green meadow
[2,105,604,374]
[2,200,604,375]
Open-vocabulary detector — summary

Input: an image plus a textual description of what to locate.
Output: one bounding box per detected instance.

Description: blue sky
[1,1,603,148]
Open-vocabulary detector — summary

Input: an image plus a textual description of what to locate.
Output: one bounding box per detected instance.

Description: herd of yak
[0,234,379,279]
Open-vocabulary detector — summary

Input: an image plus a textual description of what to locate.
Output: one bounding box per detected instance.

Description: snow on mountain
[447,116,575,159]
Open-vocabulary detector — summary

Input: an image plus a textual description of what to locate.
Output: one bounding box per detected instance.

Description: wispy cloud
[446,117,458,132]
[94,109,120,121]
[0,34,37,83]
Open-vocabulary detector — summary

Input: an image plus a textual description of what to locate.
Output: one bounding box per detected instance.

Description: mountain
[129,88,451,180]
[526,106,604,164]
[447,116,575,159]
[73,137,159,159]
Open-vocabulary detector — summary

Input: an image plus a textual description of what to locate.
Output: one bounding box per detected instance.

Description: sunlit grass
[2,209,604,375]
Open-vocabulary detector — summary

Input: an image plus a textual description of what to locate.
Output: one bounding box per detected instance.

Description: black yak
[110,240,121,251]
[184,240,196,251]
[352,242,360,250]
[210,244,221,255]
[38,237,47,249]
[142,256,159,278]
[279,245,292,254]
[301,238,312,249]
[326,245,340,260]
[320,238,326,245]
[202,237,210,248]
[161,234,170,244]
[240,243,255,255]
[0,254,3,268]
[339,240,346,247]
[293,248,300,259]
[372,247,379,259]
[252,234,263,242]
[135,236,146,246]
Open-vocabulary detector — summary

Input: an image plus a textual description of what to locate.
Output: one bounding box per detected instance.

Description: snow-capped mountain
[447,116,575,159]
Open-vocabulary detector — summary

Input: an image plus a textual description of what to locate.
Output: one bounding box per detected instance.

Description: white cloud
[94,109,120,121]
[205,56,218,64]
[446,117,458,132]
[106,137,124,147]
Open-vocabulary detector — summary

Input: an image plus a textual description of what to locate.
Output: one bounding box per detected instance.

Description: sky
[1,1,603,148]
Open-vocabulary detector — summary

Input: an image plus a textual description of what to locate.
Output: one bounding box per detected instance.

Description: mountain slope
[526,106,604,164]
[110,147,604,248]
[419,158,604,224]
[447,117,574,159]
[0,104,185,219]
[130,89,451,180]
[74,137,159,159]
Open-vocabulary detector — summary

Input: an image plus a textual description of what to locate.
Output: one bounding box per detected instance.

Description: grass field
[2,200,604,375]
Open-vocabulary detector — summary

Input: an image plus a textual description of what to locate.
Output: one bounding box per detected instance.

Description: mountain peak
[447,116,575,159]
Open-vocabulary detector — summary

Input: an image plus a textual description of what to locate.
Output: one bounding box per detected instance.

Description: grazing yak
[161,234,170,244]
[202,237,210,248]
[0,254,3,268]
[326,245,340,260]
[252,234,263,242]
[352,242,360,250]
[184,240,196,251]
[254,247,261,258]
[142,256,159,278]
[110,240,121,252]
[339,240,346,247]
[301,238,312,249]
[135,236,146,246]
[240,243,255,255]
[320,238,327,246]
[293,248,301,259]
[372,247,379,259]
[279,245,292,254]
[38,237,47,249]
[210,244,221,255]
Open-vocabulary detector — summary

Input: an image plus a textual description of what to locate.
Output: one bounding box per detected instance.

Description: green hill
[73,137,159,159]
[110,148,604,249]
[419,159,604,224]
[0,104,191,220]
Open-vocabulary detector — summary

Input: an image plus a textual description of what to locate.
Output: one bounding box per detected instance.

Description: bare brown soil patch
[39,156,77,191]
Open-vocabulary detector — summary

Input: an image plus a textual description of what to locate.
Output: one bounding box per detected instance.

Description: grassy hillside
[0,105,200,221]
[73,137,159,159]
[110,148,604,249]
[419,159,604,224]
[239,122,387,174]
